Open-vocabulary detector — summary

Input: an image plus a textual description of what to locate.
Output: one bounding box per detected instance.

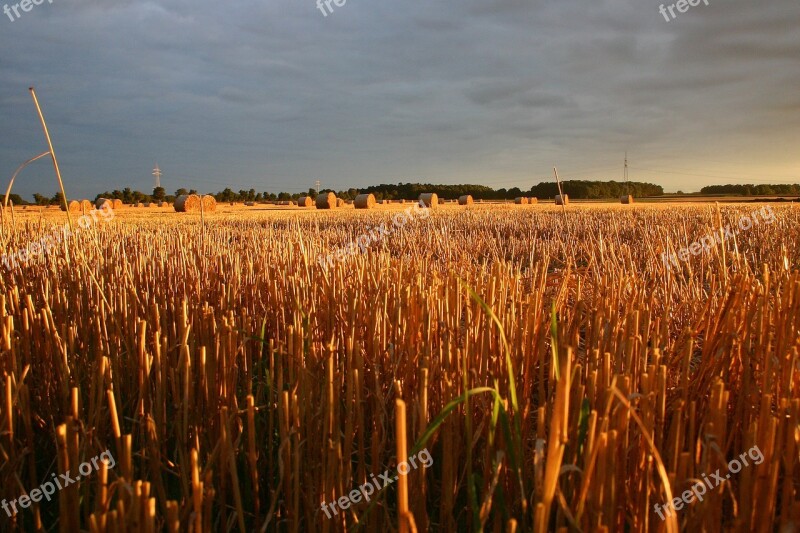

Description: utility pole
[153,164,162,189]
[315,180,321,196]
[624,152,629,195]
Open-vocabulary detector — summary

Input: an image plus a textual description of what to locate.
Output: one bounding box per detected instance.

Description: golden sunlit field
[0,202,798,532]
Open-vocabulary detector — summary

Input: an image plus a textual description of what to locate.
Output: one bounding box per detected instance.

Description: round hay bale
[298,196,314,207]
[201,195,217,212]
[316,192,337,209]
[528,197,538,204]
[419,193,438,207]
[514,197,528,205]
[458,195,474,205]
[337,198,346,207]
[555,194,569,206]
[81,200,93,212]
[111,199,123,209]
[174,194,202,212]
[354,193,376,209]
[143,202,151,207]
[620,195,633,204]
[244,201,255,206]
[96,198,114,210]
[63,200,81,213]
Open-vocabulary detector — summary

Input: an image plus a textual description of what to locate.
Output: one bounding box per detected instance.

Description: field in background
[0,203,798,532]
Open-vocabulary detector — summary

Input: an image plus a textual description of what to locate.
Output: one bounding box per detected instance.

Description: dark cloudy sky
[1,0,798,199]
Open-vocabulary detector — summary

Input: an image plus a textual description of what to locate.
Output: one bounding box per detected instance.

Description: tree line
[10,181,800,206]
[699,184,800,196]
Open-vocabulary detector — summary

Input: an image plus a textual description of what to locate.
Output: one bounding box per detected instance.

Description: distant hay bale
[201,195,217,212]
[528,197,538,204]
[515,197,528,205]
[354,193,377,209]
[174,194,202,212]
[112,199,123,210]
[316,192,337,209]
[458,195,474,205]
[278,200,296,206]
[555,195,569,206]
[620,195,634,204]
[96,198,114,210]
[157,201,168,208]
[81,200,93,212]
[298,196,314,207]
[63,200,81,213]
[143,202,151,207]
[337,198,346,207]
[419,193,438,207]
[244,201,255,206]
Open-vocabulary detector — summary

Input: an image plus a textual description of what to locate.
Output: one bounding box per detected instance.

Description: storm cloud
[0,0,797,199]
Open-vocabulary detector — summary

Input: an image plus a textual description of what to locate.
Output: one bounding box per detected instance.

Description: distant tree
[217,188,235,202]
[132,191,149,203]
[175,188,188,197]
[32,193,49,206]
[6,194,26,205]
[152,187,166,201]
[51,191,65,207]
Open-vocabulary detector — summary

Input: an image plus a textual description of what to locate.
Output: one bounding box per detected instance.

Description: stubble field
[0,202,798,532]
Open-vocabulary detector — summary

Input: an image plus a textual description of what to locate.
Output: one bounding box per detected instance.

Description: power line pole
[153,164,162,189]
[315,180,321,196]
[624,152,629,194]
